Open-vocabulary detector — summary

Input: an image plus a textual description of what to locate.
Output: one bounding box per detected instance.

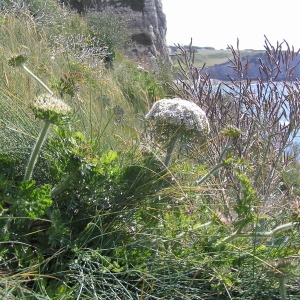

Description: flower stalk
[279,277,287,300]
[22,94,71,181]
[164,132,179,167]
[145,98,210,167]
[22,64,53,95]
[217,222,296,245]
[8,56,72,181]
[23,121,51,181]
[8,54,53,94]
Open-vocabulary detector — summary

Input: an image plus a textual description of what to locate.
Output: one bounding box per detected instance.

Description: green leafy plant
[1,3,300,298]
[170,38,300,298]
[10,180,52,219]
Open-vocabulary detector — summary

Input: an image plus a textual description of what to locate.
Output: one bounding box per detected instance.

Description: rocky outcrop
[66,0,170,68]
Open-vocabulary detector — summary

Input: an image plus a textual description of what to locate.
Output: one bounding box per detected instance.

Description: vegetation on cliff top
[0,1,299,299]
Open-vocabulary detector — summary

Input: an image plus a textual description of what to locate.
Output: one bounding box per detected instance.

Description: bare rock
[66,0,170,68]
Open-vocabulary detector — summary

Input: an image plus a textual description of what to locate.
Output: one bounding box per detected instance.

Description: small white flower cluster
[145,98,209,132]
[33,94,71,115]
[31,93,71,124]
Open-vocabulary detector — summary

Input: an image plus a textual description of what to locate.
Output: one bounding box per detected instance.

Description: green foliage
[0,152,52,219]
[0,3,299,299]
[13,180,52,219]
[47,209,71,248]
[84,8,130,52]
[234,171,258,220]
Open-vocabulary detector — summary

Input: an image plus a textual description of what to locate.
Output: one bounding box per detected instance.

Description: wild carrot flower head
[31,93,71,125]
[145,98,209,133]
[145,98,210,147]
[145,98,210,165]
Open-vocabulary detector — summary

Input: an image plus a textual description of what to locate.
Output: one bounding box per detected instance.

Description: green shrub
[0,4,299,299]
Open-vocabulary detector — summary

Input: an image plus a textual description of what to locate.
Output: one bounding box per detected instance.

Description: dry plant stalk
[171,38,300,232]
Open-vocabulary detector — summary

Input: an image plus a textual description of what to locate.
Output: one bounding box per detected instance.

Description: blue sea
[214,81,300,144]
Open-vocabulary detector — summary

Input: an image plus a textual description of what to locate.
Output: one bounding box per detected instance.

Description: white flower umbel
[145,98,209,131]
[145,98,209,167]
[31,93,71,125]
[24,94,71,181]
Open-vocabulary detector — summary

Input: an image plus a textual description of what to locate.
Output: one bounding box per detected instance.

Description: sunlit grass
[0,1,299,299]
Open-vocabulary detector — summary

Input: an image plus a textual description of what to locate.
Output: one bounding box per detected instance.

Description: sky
[162,0,300,50]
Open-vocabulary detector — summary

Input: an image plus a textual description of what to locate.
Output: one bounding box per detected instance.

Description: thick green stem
[51,176,72,196]
[22,64,53,95]
[217,222,296,245]
[218,138,233,163]
[164,134,179,167]
[194,137,232,185]
[196,162,225,185]
[279,277,287,300]
[24,121,51,181]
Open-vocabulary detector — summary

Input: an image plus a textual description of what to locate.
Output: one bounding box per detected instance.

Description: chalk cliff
[66,0,170,67]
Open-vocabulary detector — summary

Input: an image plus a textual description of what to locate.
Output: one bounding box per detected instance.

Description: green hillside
[194,49,265,67]
[170,47,265,67]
